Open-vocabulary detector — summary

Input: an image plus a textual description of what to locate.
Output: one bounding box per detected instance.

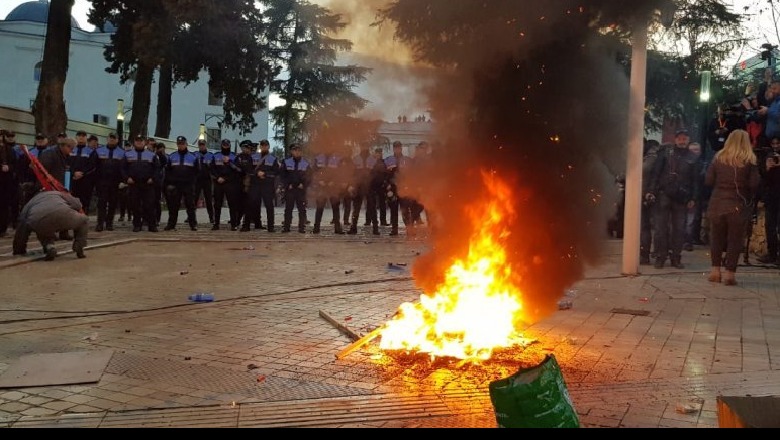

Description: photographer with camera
[758,136,780,265]
[707,104,747,155]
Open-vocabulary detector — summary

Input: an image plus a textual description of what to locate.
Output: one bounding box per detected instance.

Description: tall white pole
[622,22,648,276]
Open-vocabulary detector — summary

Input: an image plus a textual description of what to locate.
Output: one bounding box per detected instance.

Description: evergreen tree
[262,0,371,154]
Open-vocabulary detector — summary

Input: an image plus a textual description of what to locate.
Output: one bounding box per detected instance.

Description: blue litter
[188,293,215,303]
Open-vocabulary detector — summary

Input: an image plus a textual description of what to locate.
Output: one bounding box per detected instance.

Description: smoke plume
[319,0,666,323]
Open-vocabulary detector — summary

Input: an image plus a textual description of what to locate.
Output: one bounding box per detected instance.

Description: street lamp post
[116,99,125,142]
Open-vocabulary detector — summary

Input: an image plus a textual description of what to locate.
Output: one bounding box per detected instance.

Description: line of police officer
[2,130,425,237]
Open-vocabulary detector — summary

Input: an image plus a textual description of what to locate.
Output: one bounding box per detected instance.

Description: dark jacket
[281,156,311,189]
[123,148,161,186]
[165,150,200,186]
[95,145,125,185]
[647,145,701,204]
[0,142,18,184]
[705,160,760,218]
[210,151,241,184]
[69,144,99,178]
[39,146,71,185]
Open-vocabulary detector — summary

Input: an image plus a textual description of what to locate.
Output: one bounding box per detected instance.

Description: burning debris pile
[319,0,672,363]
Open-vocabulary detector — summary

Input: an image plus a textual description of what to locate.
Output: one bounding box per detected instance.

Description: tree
[645,0,746,135]
[262,0,371,154]
[33,0,74,140]
[89,0,278,139]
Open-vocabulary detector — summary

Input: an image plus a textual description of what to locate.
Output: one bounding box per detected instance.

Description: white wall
[0,20,268,144]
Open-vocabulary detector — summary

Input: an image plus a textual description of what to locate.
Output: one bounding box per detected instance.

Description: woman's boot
[708,267,721,283]
[723,270,737,286]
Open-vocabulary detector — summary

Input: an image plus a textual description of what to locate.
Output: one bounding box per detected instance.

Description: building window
[34,61,42,82]
[207,128,221,149]
[208,85,224,106]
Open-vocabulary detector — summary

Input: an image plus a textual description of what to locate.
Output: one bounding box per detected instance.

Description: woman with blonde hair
[705,129,760,285]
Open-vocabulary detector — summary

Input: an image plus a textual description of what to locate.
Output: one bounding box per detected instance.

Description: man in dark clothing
[17,134,50,208]
[94,133,125,231]
[69,130,99,214]
[758,136,780,265]
[280,144,311,233]
[645,129,701,269]
[348,143,380,235]
[153,142,167,226]
[194,139,215,225]
[39,137,77,241]
[210,139,242,230]
[164,136,200,231]
[2,130,23,234]
[370,147,388,226]
[640,140,661,265]
[13,190,88,260]
[256,139,280,232]
[0,130,20,237]
[384,141,414,236]
[123,135,162,232]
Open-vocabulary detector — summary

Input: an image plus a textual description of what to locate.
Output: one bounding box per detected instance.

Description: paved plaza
[0,207,779,428]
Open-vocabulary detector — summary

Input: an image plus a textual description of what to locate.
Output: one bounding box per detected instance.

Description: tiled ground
[1,207,779,428]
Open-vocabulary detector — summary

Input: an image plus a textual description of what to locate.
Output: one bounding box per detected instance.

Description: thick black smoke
[327,0,669,323]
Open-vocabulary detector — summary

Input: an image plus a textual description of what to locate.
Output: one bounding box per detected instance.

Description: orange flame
[379,170,528,361]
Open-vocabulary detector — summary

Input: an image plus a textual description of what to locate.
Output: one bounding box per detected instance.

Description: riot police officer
[210,139,241,230]
[281,144,311,233]
[194,139,215,225]
[122,135,162,232]
[164,136,200,231]
[256,139,280,232]
[94,133,124,231]
[70,130,98,214]
[384,141,414,236]
[348,143,380,235]
[311,150,345,234]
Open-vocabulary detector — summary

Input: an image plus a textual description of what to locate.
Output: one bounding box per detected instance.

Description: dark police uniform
[122,146,162,232]
[194,145,215,224]
[349,148,380,235]
[384,148,414,236]
[234,142,261,232]
[69,141,99,214]
[312,152,345,234]
[210,141,242,230]
[94,140,125,231]
[281,148,311,233]
[165,137,200,231]
[153,146,168,225]
[256,147,280,232]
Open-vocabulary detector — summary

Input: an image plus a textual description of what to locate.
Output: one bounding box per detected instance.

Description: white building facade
[0,0,269,148]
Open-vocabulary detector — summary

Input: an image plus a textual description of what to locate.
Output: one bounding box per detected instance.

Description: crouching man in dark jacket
[13,191,88,260]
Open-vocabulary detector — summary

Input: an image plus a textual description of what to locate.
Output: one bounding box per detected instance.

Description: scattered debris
[124,329,131,333]
[395,262,407,266]
[247,364,259,370]
[565,289,578,297]
[82,332,98,342]
[557,299,573,310]
[675,402,700,414]
[184,356,191,361]
[639,297,650,303]
[337,327,384,360]
[387,263,405,271]
[179,271,189,275]
[188,293,215,303]
[256,375,266,383]
[344,270,354,275]
[243,246,255,251]
[319,310,360,341]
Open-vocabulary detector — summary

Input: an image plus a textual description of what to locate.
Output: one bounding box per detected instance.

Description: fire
[379,170,528,361]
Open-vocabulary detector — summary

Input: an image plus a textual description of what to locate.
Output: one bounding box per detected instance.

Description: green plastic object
[488,354,580,428]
